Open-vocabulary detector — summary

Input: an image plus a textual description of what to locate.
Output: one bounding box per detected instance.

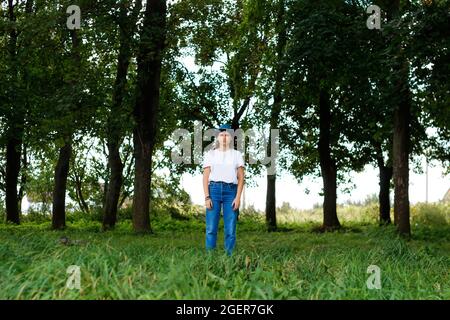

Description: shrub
[411,203,449,227]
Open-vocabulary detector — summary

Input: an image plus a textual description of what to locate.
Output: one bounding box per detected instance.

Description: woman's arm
[232,167,245,210]
[203,167,211,198]
[203,167,212,209]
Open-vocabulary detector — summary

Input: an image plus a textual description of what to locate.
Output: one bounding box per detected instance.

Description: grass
[0,203,448,300]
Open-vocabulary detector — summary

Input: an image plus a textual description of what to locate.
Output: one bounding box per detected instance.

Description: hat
[218,124,232,131]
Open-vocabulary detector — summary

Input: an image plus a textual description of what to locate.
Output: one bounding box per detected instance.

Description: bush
[21,208,51,224]
[411,203,449,227]
[118,206,133,220]
[66,208,103,223]
[5,201,448,232]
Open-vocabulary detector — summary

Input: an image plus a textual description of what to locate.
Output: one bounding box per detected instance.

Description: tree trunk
[133,136,153,233]
[132,0,167,233]
[5,137,21,224]
[378,164,393,225]
[265,88,279,232]
[393,91,411,236]
[374,141,393,225]
[318,88,340,230]
[266,174,277,231]
[103,142,123,229]
[52,140,72,230]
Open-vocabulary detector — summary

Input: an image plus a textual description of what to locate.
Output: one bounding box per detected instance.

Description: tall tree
[4,0,21,224]
[336,14,396,226]
[103,0,142,230]
[282,0,363,231]
[4,0,34,224]
[132,0,167,233]
[317,87,341,229]
[52,28,80,230]
[50,1,100,229]
[381,0,412,236]
[265,0,287,231]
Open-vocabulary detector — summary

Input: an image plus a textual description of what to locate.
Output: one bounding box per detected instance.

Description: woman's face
[217,131,231,148]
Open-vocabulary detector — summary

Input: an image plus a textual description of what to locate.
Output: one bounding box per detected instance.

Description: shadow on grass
[311,224,363,234]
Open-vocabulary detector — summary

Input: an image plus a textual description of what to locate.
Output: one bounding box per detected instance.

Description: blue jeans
[205,181,239,256]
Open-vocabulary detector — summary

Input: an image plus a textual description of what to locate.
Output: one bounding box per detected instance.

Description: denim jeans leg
[223,184,238,256]
[205,185,221,251]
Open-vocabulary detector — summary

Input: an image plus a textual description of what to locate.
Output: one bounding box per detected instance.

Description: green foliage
[411,202,450,228]
[281,0,374,181]
[25,149,56,213]
[151,174,191,215]
[408,0,450,169]
[67,137,107,213]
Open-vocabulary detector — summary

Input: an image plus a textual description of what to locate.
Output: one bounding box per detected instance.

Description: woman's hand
[232,197,240,211]
[205,199,213,209]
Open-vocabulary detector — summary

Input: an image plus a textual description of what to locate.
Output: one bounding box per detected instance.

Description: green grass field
[0,203,449,299]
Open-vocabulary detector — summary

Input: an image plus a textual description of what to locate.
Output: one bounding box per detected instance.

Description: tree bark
[52,140,72,230]
[132,0,167,233]
[374,142,392,225]
[318,88,340,230]
[5,137,21,224]
[103,141,123,229]
[378,164,393,225]
[393,87,411,236]
[266,174,277,231]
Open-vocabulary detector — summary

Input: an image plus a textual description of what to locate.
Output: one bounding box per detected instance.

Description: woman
[202,124,245,256]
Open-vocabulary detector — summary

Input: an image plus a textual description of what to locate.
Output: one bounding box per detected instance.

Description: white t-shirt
[202,148,245,184]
